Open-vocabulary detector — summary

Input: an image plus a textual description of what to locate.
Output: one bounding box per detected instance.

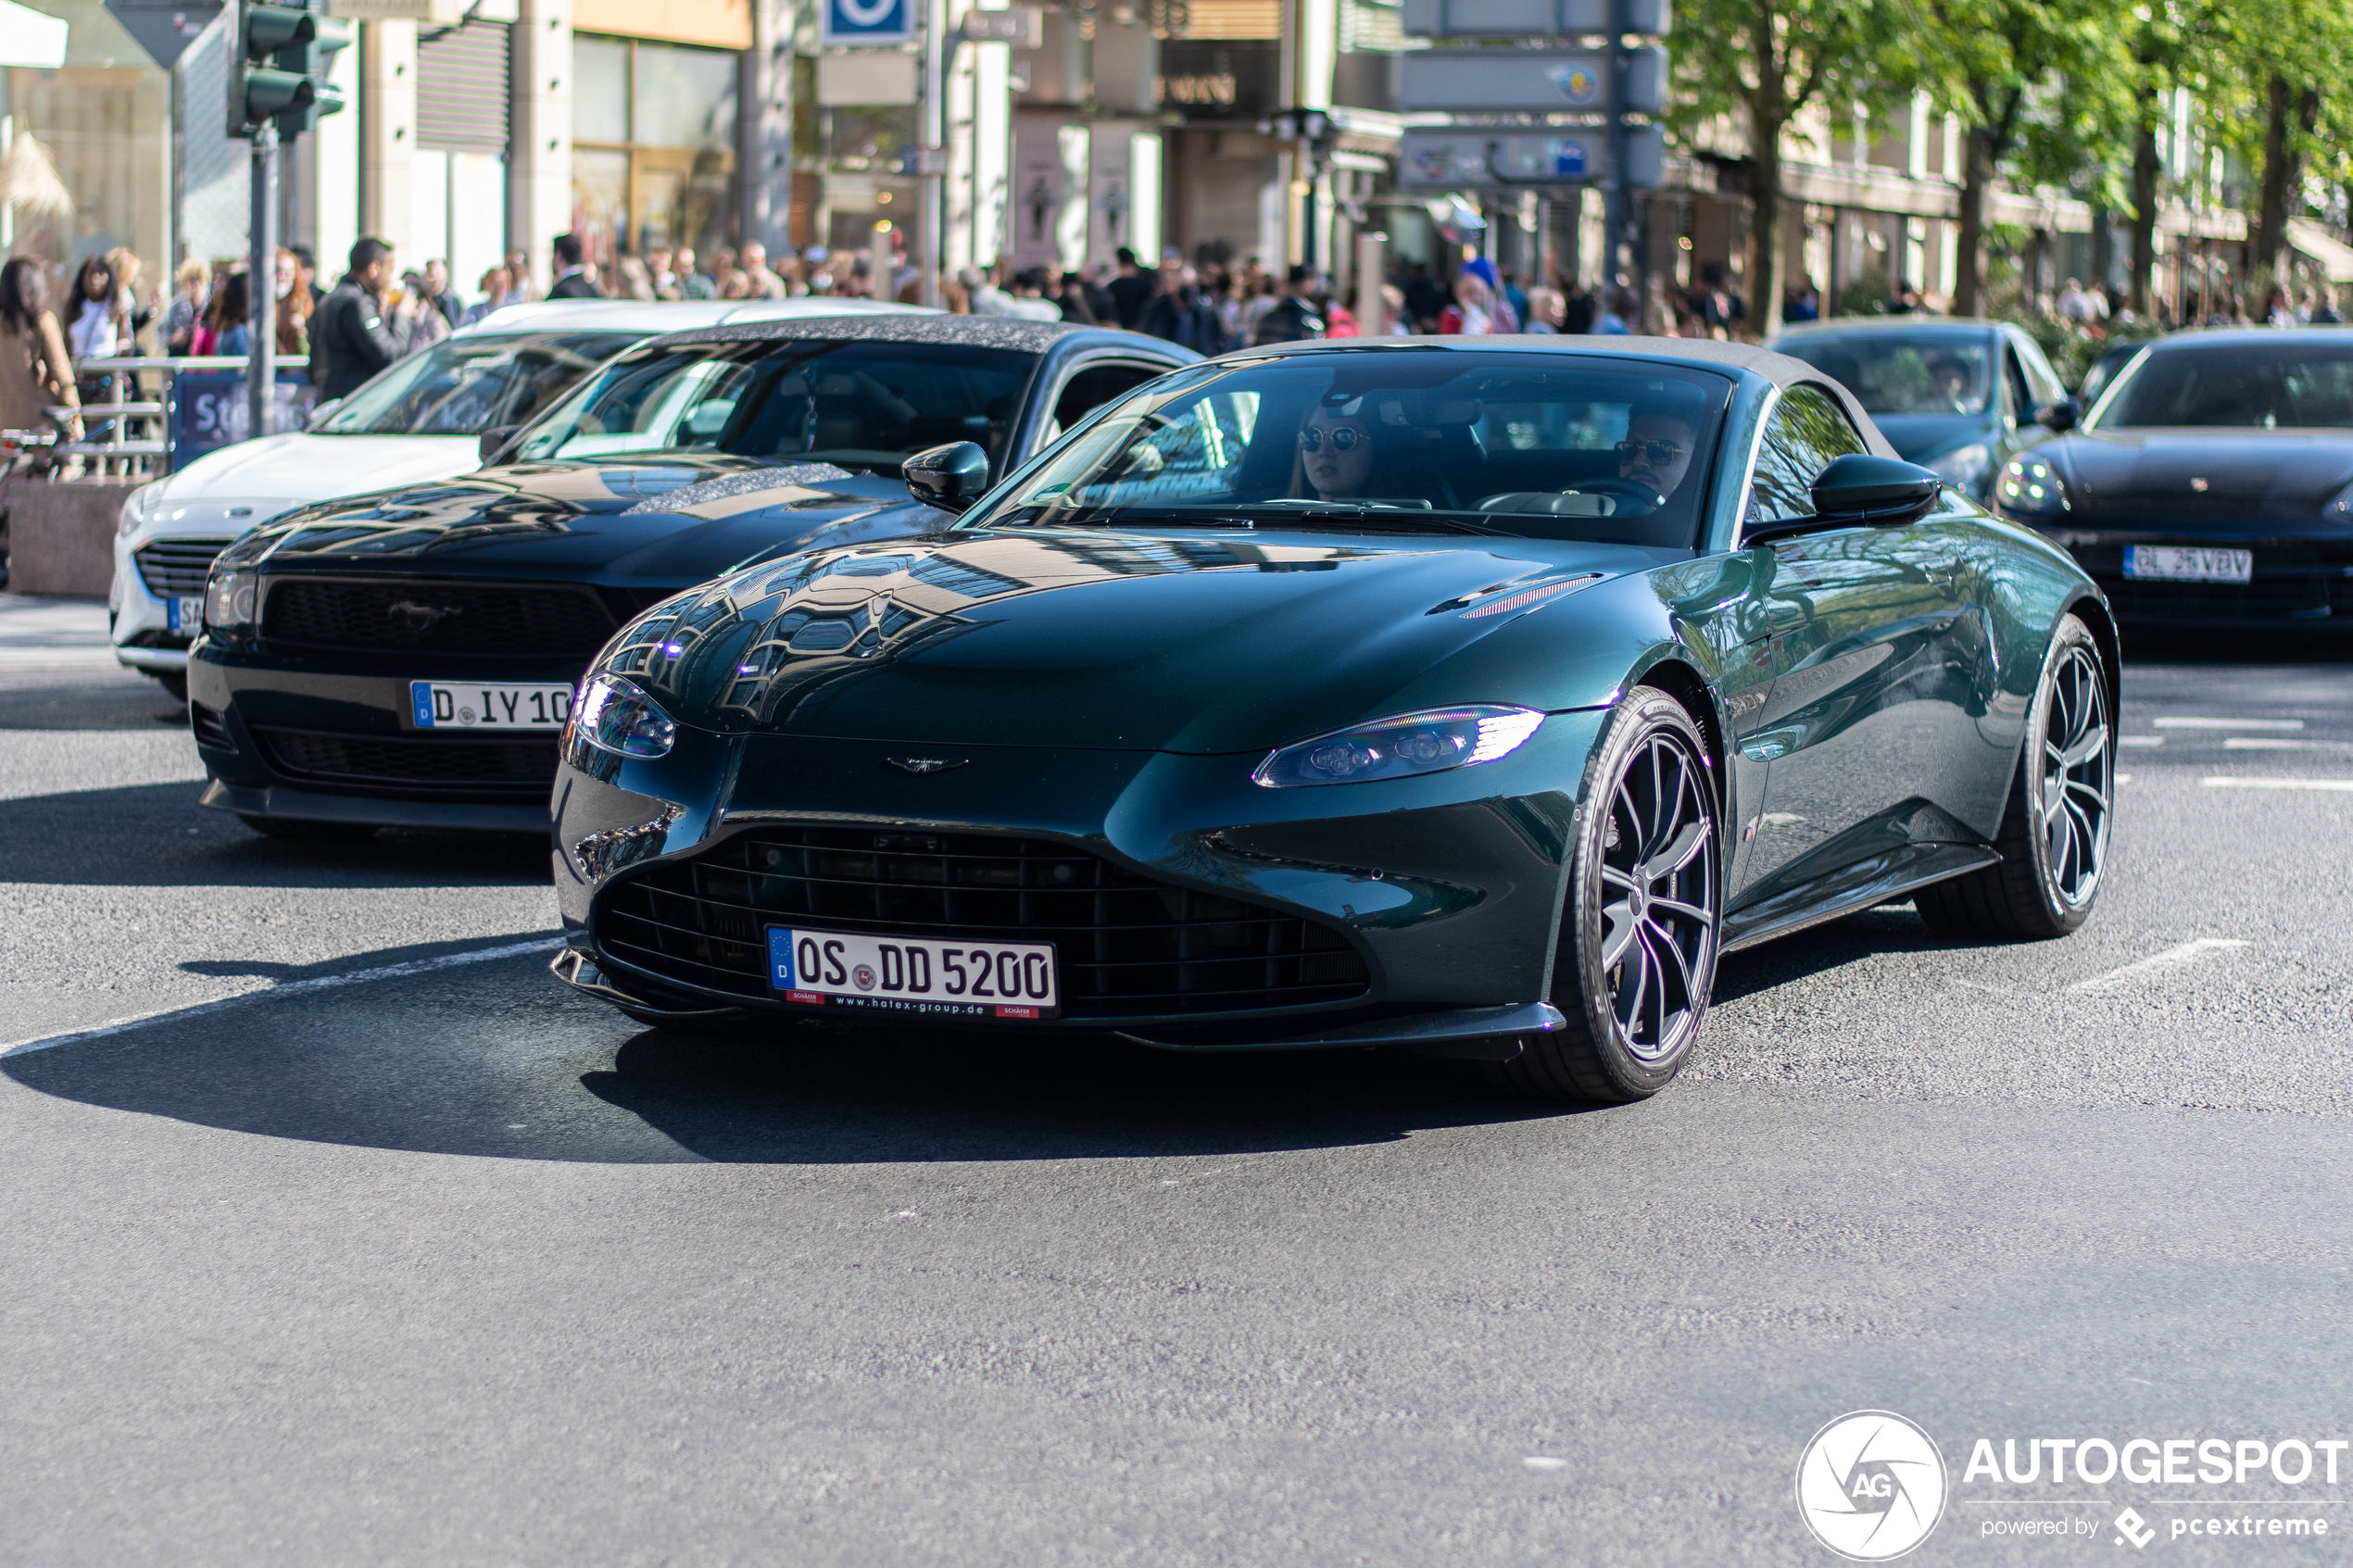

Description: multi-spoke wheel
[1486,688,1722,1102]
[1917,612,2114,940]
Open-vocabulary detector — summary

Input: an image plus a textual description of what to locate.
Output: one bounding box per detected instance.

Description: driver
[1616,411,1697,501]
[1298,402,1376,501]
[1928,355,1974,411]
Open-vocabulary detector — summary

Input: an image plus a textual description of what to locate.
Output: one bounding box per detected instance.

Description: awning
[0,0,68,67]
[2286,218,2353,284]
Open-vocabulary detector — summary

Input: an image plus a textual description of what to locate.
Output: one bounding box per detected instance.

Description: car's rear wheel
[236,814,380,842]
[1485,688,1722,1102]
[1916,613,2111,940]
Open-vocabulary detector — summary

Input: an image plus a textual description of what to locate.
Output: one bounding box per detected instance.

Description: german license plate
[167,596,204,634]
[2123,546,2252,583]
[407,681,574,730]
[765,925,1061,1020]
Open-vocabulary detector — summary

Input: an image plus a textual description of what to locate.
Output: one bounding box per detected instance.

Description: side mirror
[903,440,991,514]
[478,424,522,466]
[1744,455,1944,547]
[2034,396,2082,433]
[303,397,343,431]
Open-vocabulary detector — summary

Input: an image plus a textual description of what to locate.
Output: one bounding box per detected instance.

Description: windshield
[967,350,1730,548]
[512,339,1038,474]
[1776,333,1993,416]
[2090,340,2353,429]
[317,332,639,435]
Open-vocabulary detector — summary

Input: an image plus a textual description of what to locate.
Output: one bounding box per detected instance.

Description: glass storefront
[2,0,170,292]
[570,34,738,271]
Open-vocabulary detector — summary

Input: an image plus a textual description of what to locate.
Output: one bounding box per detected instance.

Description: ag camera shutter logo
[1796,1411,1948,1561]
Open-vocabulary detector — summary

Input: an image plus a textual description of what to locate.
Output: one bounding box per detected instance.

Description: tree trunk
[1748,111,1785,336]
[2129,122,2160,317]
[2253,77,2318,274]
[1955,125,1994,316]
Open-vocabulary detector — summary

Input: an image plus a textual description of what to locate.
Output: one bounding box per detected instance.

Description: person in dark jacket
[1142,271,1225,354]
[547,233,604,299]
[1252,265,1326,345]
[308,237,403,403]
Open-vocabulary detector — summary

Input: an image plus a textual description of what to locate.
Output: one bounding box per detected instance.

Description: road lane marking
[2070,938,2250,993]
[2154,717,2305,730]
[2223,737,2339,749]
[2120,735,2164,746]
[0,935,562,1060]
[2200,776,2353,792]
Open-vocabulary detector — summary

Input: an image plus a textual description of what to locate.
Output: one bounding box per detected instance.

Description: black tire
[1485,687,1723,1103]
[153,671,187,702]
[1916,613,2112,940]
[236,814,380,842]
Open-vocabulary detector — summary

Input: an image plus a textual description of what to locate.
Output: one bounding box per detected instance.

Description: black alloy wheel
[1917,612,2113,939]
[1488,687,1722,1102]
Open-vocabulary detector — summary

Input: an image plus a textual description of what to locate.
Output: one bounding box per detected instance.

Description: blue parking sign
[823,0,912,44]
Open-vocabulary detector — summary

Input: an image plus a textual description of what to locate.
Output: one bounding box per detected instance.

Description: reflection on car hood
[2051,430,2353,524]
[145,432,483,511]
[227,456,922,579]
[605,525,1652,752]
[1869,412,1991,462]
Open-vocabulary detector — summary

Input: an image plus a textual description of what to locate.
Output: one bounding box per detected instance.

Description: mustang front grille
[253,724,559,795]
[135,537,235,597]
[596,827,1371,1021]
[262,577,620,656]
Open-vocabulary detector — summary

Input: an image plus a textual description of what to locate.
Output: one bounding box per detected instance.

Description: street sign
[960,6,1039,46]
[1397,123,1666,189]
[822,0,912,46]
[1399,0,1667,36]
[1398,45,1667,114]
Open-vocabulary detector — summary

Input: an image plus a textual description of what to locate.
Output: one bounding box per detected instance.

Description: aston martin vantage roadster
[548,338,2118,1102]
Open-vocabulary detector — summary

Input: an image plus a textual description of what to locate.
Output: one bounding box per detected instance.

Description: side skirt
[1719,842,2001,954]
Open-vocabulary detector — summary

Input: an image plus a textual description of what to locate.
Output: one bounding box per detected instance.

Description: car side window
[1043,363,1168,445]
[2001,348,2034,422]
[2013,333,2066,406]
[1744,383,1869,525]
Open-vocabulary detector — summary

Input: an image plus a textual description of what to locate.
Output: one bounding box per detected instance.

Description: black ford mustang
[1994,327,2353,628]
[188,317,1196,835]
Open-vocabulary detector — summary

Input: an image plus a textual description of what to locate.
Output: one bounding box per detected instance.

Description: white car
[109,295,927,696]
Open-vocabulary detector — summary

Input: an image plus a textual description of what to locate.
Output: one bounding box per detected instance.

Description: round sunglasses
[1298,425,1364,452]
[1616,437,1689,465]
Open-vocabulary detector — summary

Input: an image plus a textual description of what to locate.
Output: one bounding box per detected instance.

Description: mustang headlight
[568,672,677,759]
[1924,442,1993,495]
[1252,705,1545,788]
[1996,455,2070,517]
[202,567,257,635]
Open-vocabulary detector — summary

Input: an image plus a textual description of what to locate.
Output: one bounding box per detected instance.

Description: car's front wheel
[1486,688,1722,1102]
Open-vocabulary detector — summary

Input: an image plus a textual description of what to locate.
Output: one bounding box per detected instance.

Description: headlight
[118,483,162,537]
[203,567,257,635]
[1252,705,1544,788]
[2327,480,2353,523]
[1923,443,1992,495]
[568,673,677,759]
[1995,455,2070,517]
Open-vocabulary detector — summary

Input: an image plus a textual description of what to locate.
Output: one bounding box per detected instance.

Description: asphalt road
[4,596,2351,1567]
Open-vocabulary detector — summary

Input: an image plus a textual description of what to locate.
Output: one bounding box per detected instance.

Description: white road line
[0,936,561,1060]
[2070,938,2250,993]
[2223,737,2337,749]
[2200,776,2353,792]
[2119,734,2164,746]
[2154,717,2306,731]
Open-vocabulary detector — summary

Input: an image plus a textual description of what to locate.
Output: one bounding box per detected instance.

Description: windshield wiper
[1000,506,1258,528]
[1254,508,1511,537]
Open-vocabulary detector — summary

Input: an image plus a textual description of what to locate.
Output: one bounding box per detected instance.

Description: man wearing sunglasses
[1617,411,1697,501]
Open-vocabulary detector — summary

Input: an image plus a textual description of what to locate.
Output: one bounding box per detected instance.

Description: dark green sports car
[547,339,2118,1102]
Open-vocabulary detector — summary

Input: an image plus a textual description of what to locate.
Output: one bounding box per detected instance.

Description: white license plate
[765,925,1061,1020]
[407,681,574,730]
[2123,546,2253,583]
[167,596,204,634]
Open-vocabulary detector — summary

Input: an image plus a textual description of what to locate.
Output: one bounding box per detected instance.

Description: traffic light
[225,0,347,142]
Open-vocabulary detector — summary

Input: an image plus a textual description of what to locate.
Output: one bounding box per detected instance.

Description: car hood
[1867,412,1992,463]
[606,525,1667,753]
[148,432,483,512]
[2051,429,2353,525]
[230,456,925,582]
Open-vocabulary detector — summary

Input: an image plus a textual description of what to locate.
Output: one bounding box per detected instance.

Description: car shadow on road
[1711,904,1985,1005]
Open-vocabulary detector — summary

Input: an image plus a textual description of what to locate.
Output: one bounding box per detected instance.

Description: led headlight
[1252,705,1545,788]
[2326,479,2353,523]
[118,483,162,537]
[1923,442,1992,495]
[1995,455,2070,517]
[568,672,677,759]
[202,567,256,635]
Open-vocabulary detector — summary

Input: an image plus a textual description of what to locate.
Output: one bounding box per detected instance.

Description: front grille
[2093,572,2343,621]
[597,827,1371,1021]
[253,724,559,795]
[262,577,619,656]
[135,537,234,597]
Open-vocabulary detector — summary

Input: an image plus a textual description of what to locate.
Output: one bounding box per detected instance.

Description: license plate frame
[2122,545,2254,584]
[764,924,1062,1020]
[167,595,205,635]
[406,681,575,731]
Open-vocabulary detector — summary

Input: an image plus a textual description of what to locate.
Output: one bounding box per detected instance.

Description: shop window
[571,34,739,275]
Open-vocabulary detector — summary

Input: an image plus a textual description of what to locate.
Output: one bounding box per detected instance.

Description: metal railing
[54,357,272,481]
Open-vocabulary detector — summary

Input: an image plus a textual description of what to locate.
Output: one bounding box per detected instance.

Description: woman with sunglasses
[1297,403,1376,501]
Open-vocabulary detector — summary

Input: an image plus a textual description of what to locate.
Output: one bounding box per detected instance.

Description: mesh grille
[597,827,1370,1021]
[135,537,233,597]
[253,725,559,795]
[262,578,619,656]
